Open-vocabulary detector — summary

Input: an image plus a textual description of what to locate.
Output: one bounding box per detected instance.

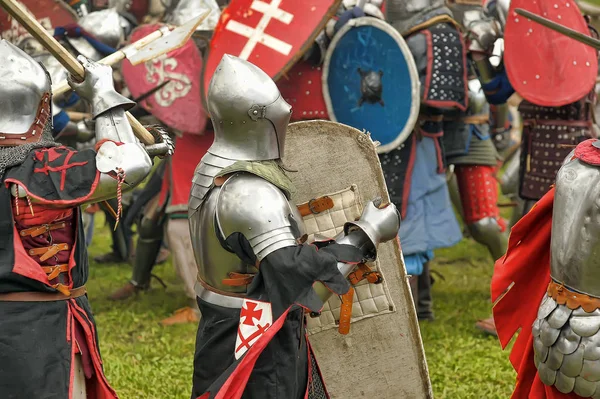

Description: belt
[0,285,86,302]
[195,281,244,309]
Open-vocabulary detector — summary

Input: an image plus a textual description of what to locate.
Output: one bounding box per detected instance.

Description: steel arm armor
[215,173,303,261]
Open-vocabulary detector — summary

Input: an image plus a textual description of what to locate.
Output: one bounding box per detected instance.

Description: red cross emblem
[235,298,273,359]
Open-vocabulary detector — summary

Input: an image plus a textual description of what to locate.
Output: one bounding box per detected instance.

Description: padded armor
[215,173,303,261]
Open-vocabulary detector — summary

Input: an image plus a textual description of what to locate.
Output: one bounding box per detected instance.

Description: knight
[188,54,400,398]
[492,138,600,397]
[0,41,172,397]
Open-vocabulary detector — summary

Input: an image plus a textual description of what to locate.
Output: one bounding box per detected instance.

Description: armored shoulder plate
[215,173,303,261]
[551,157,600,297]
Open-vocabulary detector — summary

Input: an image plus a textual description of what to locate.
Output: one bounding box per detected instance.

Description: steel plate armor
[189,55,293,293]
[532,150,600,396]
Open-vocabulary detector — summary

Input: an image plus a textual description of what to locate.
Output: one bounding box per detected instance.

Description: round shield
[122,23,207,134]
[323,17,419,154]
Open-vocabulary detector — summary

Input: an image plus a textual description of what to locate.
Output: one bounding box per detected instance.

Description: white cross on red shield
[235,298,273,360]
[201,0,341,102]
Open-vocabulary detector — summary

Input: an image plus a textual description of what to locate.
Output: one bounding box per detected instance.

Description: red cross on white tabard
[225,0,294,60]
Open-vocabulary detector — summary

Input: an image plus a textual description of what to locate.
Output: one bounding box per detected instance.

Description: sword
[52,12,209,97]
[514,8,600,49]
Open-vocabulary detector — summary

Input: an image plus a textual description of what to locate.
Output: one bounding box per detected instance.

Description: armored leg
[468,217,507,260]
[455,165,508,261]
[108,195,166,300]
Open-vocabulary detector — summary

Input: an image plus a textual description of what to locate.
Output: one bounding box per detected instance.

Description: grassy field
[87,214,517,398]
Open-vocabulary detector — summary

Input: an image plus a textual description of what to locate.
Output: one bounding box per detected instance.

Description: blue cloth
[56,92,80,109]
[404,250,434,276]
[53,110,70,136]
[481,68,515,105]
[399,136,462,255]
[54,26,116,56]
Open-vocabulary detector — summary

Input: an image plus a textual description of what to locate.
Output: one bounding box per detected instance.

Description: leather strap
[42,264,69,280]
[20,221,67,238]
[28,243,69,261]
[338,287,354,335]
[222,272,255,287]
[338,264,383,335]
[0,285,86,302]
[348,264,383,285]
[297,196,334,217]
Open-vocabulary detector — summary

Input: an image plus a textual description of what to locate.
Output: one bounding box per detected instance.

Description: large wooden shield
[201,0,341,103]
[282,120,432,399]
[0,0,76,44]
[505,0,597,106]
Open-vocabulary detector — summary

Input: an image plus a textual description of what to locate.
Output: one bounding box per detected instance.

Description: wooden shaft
[66,111,92,121]
[52,29,166,97]
[0,0,155,145]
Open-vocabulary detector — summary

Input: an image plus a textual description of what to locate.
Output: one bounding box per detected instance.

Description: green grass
[87,214,517,398]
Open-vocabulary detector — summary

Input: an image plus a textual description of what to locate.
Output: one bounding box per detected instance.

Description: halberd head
[0,40,52,146]
[206,55,292,161]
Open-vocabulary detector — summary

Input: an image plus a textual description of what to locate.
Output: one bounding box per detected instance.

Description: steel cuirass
[531,146,600,396]
[188,55,294,295]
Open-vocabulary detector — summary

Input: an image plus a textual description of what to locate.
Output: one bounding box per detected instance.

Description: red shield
[202,0,341,102]
[121,23,207,134]
[505,0,597,107]
[278,60,329,121]
[0,0,76,44]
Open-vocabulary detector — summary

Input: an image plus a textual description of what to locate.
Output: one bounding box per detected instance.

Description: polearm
[514,8,600,49]
[52,12,208,97]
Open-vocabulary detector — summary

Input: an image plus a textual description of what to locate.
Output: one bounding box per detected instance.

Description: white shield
[234,298,273,360]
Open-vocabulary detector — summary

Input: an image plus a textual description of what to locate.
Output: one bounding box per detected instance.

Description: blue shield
[323,17,420,153]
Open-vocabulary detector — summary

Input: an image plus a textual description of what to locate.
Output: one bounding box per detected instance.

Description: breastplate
[551,158,600,297]
[189,186,254,294]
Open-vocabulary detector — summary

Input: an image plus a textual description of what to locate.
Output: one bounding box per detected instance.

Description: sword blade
[514,8,600,49]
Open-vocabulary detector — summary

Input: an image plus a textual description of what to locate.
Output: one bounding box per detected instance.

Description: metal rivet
[554,4,558,8]
[515,18,519,22]
[523,80,527,84]
[573,61,577,65]
[536,75,540,79]
[253,110,258,115]
[586,62,591,66]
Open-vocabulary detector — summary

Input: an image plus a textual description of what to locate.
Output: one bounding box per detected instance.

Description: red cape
[491,188,582,399]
